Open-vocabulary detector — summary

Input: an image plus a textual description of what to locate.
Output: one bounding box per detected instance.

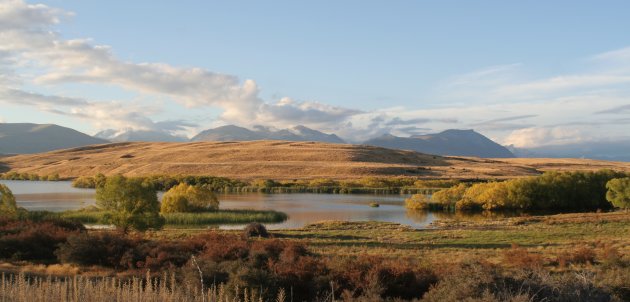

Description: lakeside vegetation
[2,176,288,228]
[2,170,630,300]
[0,171,461,194]
[0,171,62,181]
[406,170,630,211]
[69,174,459,194]
[19,208,288,226]
[1,211,629,301]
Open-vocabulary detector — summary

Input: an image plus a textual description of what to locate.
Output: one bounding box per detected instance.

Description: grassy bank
[274,211,630,262]
[2,211,629,301]
[22,208,288,226]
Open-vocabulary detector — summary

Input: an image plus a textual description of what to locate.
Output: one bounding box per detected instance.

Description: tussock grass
[8,140,630,180]
[0,273,281,302]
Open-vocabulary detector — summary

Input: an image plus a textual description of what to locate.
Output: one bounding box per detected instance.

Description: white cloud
[0,0,361,135]
[255,97,362,127]
[592,46,630,65]
[494,75,630,97]
[0,0,69,29]
[0,86,194,134]
[2,0,630,147]
[503,127,590,148]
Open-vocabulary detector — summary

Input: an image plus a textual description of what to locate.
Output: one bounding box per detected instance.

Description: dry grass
[1,211,629,301]
[0,273,282,302]
[3,141,630,180]
[270,211,630,268]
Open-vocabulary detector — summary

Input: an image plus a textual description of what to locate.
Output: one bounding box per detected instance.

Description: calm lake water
[0,180,507,229]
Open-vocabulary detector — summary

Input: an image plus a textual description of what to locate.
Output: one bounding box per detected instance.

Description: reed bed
[217,186,440,195]
[23,209,288,226]
[0,273,290,302]
[163,210,287,225]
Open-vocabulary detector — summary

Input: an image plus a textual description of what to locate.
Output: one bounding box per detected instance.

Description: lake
[0,180,504,229]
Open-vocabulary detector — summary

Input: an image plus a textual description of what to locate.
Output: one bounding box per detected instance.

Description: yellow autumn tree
[160,183,219,213]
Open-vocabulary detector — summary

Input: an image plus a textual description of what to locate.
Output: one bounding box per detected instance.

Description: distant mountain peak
[95,129,187,142]
[192,124,345,144]
[0,122,108,154]
[365,129,514,158]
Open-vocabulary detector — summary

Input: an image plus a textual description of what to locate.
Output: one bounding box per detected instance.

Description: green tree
[606,178,630,209]
[96,175,164,232]
[160,183,219,213]
[0,184,18,218]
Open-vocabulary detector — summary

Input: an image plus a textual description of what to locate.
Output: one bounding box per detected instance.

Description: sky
[1,0,630,147]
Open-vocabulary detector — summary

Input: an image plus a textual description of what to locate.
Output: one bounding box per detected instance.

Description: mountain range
[95,129,187,142]
[363,129,515,158]
[191,125,345,144]
[2,122,628,162]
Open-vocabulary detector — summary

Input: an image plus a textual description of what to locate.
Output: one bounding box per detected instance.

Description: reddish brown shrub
[56,232,139,268]
[327,256,437,300]
[502,243,544,269]
[136,239,199,270]
[0,218,84,261]
[199,232,249,262]
[600,244,622,266]
[571,246,596,264]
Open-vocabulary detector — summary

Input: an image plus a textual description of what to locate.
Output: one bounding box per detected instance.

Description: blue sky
[2,0,630,146]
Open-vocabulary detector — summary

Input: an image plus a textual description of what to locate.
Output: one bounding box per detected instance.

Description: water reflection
[0,180,542,229]
[1,180,96,212]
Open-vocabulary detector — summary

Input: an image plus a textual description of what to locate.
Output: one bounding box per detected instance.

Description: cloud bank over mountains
[1,0,629,148]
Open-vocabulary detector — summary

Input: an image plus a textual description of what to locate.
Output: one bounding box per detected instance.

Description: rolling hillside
[2,141,629,180]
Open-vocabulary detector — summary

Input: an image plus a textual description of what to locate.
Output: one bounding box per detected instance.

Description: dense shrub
[242,222,269,238]
[0,184,18,218]
[56,232,138,268]
[404,194,430,210]
[71,174,247,191]
[328,256,437,300]
[308,178,338,187]
[501,244,543,269]
[0,172,48,181]
[71,174,106,189]
[430,183,469,208]
[413,179,460,188]
[190,236,328,301]
[432,170,627,211]
[96,175,165,232]
[160,183,219,213]
[423,262,616,302]
[57,232,206,270]
[606,177,630,209]
[249,179,281,190]
[0,219,84,261]
[136,239,202,270]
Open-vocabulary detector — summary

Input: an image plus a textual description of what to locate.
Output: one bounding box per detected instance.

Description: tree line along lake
[0,180,526,229]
